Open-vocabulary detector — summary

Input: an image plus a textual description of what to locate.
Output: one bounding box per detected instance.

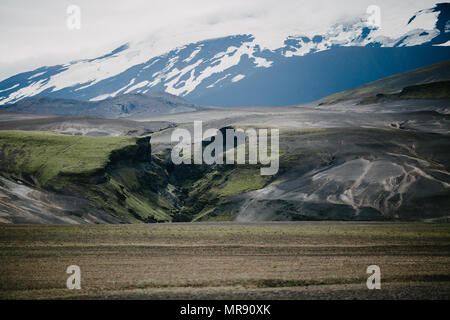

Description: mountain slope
[188,46,450,107]
[359,80,450,104]
[2,124,449,224]
[1,91,198,118]
[318,60,450,105]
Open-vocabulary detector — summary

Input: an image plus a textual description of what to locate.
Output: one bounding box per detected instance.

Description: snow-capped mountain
[0,3,449,107]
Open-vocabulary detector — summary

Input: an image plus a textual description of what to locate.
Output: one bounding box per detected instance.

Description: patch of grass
[184,166,272,221]
[214,168,270,198]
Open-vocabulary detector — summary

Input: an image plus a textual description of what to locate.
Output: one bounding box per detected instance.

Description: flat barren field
[0,222,449,299]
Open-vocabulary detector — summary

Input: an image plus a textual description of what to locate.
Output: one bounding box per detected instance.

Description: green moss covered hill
[0,131,173,222]
[360,80,450,104]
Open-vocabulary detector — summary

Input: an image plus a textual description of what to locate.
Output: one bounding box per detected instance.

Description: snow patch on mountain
[207,74,232,88]
[184,46,203,63]
[407,8,439,30]
[231,74,245,82]
[0,84,19,93]
[437,39,450,46]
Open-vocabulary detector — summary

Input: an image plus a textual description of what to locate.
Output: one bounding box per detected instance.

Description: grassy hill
[360,80,450,104]
[0,130,276,223]
[2,222,449,299]
[318,60,450,105]
[0,131,136,187]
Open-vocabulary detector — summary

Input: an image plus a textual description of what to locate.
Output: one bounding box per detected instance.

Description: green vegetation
[0,130,136,188]
[0,130,175,223]
[318,60,450,105]
[166,161,273,222]
[0,130,284,223]
[2,127,438,223]
[360,80,450,104]
[187,166,271,221]
[160,125,301,222]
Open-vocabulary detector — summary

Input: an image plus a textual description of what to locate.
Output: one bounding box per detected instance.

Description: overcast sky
[0,0,439,80]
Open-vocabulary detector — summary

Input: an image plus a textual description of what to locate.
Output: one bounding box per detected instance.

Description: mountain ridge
[1,91,199,118]
[0,3,449,107]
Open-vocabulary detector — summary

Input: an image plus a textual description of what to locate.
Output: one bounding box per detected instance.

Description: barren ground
[0,222,449,299]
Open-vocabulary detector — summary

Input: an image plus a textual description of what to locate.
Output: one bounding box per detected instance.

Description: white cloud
[0,0,440,80]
